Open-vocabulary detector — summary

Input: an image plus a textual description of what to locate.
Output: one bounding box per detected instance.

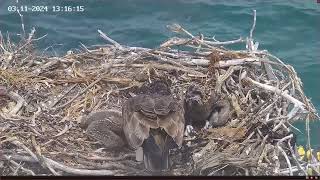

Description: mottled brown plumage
[80,110,125,149]
[122,81,185,172]
[184,84,216,129]
[184,84,231,129]
[208,99,231,127]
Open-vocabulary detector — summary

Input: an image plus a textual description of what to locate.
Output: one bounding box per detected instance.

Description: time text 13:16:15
[7,6,85,12]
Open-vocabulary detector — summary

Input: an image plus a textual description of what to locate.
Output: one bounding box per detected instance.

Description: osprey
[80,110,126,149]
[184,84,231,134]
[122,80,185,172]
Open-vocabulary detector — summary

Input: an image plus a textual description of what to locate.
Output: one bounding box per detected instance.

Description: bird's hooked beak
[188,95,203,106]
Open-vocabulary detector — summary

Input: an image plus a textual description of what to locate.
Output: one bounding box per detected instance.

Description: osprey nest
[0,11,319,176]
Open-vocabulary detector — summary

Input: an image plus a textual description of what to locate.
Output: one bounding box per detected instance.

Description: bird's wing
[80,110,123,134]
[122,95,185,149]
[158,104,185,146]
[122,96,151,149]
[86,119,125,149]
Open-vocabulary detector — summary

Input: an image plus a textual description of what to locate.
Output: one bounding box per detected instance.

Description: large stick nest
[0,12,319,176]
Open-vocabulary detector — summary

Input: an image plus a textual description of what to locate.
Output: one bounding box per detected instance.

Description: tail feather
[141,131,171,172]
[143,148,169,172]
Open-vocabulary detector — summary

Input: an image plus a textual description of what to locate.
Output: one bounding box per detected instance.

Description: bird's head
[185,84,204,107]
[139,80,171,96]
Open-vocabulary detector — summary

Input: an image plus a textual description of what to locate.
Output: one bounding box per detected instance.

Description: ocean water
[0,0,319,147]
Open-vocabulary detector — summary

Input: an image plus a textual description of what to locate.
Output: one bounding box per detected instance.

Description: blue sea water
[0,0,319,148]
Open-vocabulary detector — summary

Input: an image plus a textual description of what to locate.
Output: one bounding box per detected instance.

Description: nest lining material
[0,10,319,176]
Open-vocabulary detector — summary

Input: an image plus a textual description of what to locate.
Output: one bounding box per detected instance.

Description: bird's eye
[194,90,202,94]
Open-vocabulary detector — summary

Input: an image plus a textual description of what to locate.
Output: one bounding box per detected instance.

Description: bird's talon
[204,121,212,130]
[184,125,196,137]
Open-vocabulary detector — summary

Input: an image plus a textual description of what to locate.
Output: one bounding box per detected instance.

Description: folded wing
[122,94,184,150]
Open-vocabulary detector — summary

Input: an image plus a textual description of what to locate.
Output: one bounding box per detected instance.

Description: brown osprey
[80,110,126,149]
[184,84,231,133]
[122,80,185,172]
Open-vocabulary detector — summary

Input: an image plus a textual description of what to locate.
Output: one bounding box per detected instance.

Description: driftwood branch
[98,30,123,50]
[4,154,115,176]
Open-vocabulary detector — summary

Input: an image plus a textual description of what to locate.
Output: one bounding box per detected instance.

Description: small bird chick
[80,109,126,149]
[208,98,231,128]
[184,84,208,130]
[184,84,231,135]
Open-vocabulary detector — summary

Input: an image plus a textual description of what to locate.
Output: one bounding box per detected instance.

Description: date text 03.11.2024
[7,5,85,12]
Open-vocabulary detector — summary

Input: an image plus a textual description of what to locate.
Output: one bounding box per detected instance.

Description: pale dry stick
[260,52,309,108]
[5,32,14,51]
[287,121,302,134]
[241,131,255,144]
[5,154,115,175]
[249,10,256,40]
[48,84,77,109]
[54,77,103,110]
[112,63,206,76]
[31,136,60,175]
[283,58,320,158]
[196,33,204,52]
[271,146,280,175]
[257,136,270,165]
[306,114,312,163]
[287,141,307,175]
[244,77,306,113]
[145,51,186,68]
[80,153,135,161]
[167,24,215,49]
[48,151,135,162]
[164,27,245,47]
[184,57,261,67]
[281,123,290,134]
[215,66,241,94]
[208,164,229,176]
[44,157,115,176]
[4,155,35,175]
[230,94,244,117]
[11,140,38,162]
[76,159,141,173]
[272,118,287,132]
[204,37,245,46]
[16,9,25,39]
[152,50,180,59]
[0,113,24,121]
[53,123,71,138]
[159,37,191,48]
[10,162,21,175]
[276,134,294,176]
[98,29,123,50]
[287,66,319,120]
[32,58,60,75]
[278,146,293,175]
[280,163,320,175]
[79,42,92,53]
[247,10,258,52]
[7,91,26,115]
[260,51,290,71]
[41,43,63,57]
[28,126,43,137]
[263,60,278,81]
[14,31,47,54]
[27,27,36,42]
